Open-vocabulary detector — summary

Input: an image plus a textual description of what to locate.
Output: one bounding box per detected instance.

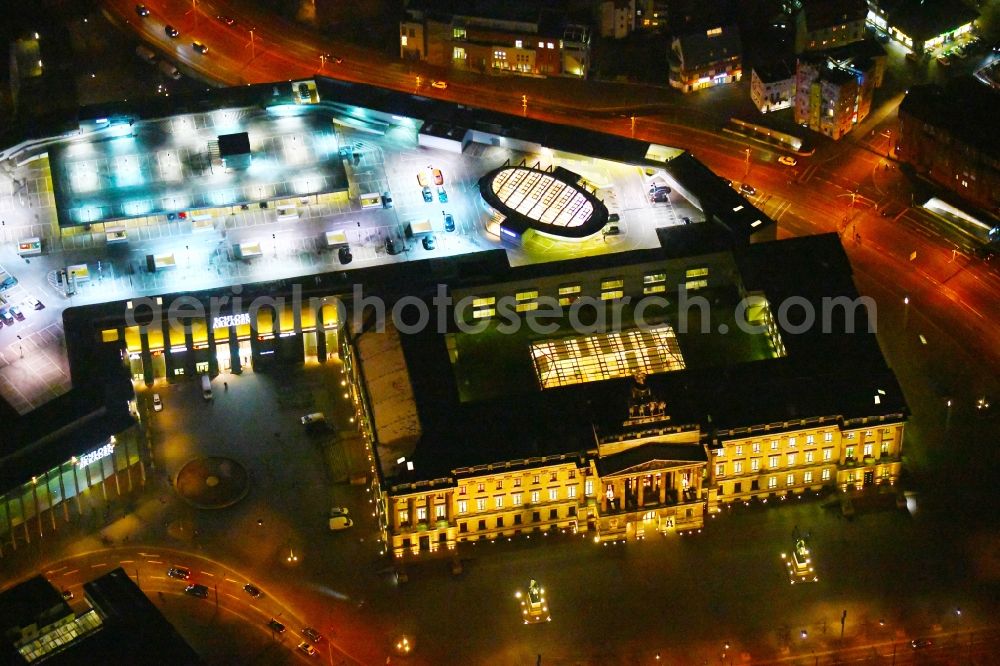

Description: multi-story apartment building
[897,78,1000,214]
[865,0,977,54]
[598,0,636,39]
[668,25,742,93]
[794,0,868,54]
[399,1,591,78]
[750,60,795,113]
[635,0,669,31]
[794,41,884,139]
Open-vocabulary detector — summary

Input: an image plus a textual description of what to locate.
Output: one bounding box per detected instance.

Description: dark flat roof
[899,77,1000,159]
[675,25,742,70]
[801,0,868,31]
[881,0,978,41]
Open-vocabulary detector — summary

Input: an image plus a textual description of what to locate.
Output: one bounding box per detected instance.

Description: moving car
[216,15,236,26]
[302,627,323,643]
[430,80,448,89]
[422,186,433,203]
[167,566,191,580]
[422,235,436,251]
[164,25,179,38]
[192,41,208,55]
[184,584,209,598]
[778,155,797,166]
[443,212,455,232]
[297,642,317,656]
[135,4,150,16]
[910,638,933,649]
[739,183,757,196]
[267,619,285,634]
[243,583,263,599]
[329,512,353,530]
[437,186,448,203]
[301,412,325,425]
[153,393,163,412]
[432,168,444,185]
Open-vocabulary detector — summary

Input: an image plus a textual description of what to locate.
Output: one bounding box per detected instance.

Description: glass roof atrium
[531,324,686,389]
[491,167,595,229]
[49,105,347,227]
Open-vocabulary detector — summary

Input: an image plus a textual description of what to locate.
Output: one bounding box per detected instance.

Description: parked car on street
[437,187,448,203]
[443,213,455,232]
[9,306,24,321]
[432,168,444,185]
[422,186,433,203]
[153,393,163,412]
[739,183,757,196]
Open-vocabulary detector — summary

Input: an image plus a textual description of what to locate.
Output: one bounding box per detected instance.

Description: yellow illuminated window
[643,273,666,284]
[473,308,495,319]
[601,278,623,290]
[472,296,496,307]
[515,290,538,301]
[644,284,666,294]
[453,27,466,40]
[707,27,722,37]
[101,329,120,342]
[558,297,576,306]
[558,284,580,295]
[401,35,408,46]
[685,267,709,278]
[684,279,707,290]
[453,47,466,60]
[515,302,539,312]
[601,290,624,300]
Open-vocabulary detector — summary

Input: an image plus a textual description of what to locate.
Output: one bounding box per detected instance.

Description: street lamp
[743,147,751,177]
[522,94,528,117]
[630,115,636,138]
[903,296,909,330]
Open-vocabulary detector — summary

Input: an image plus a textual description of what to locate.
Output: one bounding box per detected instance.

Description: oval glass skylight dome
[478,165,609,239]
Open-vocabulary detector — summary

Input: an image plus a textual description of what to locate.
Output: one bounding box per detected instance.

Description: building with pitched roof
[795,0,868,54]
[668,24,742,93]
[399,0,591,78]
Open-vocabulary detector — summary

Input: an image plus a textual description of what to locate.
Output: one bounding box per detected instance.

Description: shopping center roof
[49,105,347,227]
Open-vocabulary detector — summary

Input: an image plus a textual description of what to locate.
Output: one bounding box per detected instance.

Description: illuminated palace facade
[343,232,908,559]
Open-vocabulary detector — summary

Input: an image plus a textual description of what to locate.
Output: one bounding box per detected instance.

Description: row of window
[719,427,896,457]
[398,483,590,524]
[460,469,578,494]
[473,268,711,313]
[716,441,892,476]
[463,506,574,532]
